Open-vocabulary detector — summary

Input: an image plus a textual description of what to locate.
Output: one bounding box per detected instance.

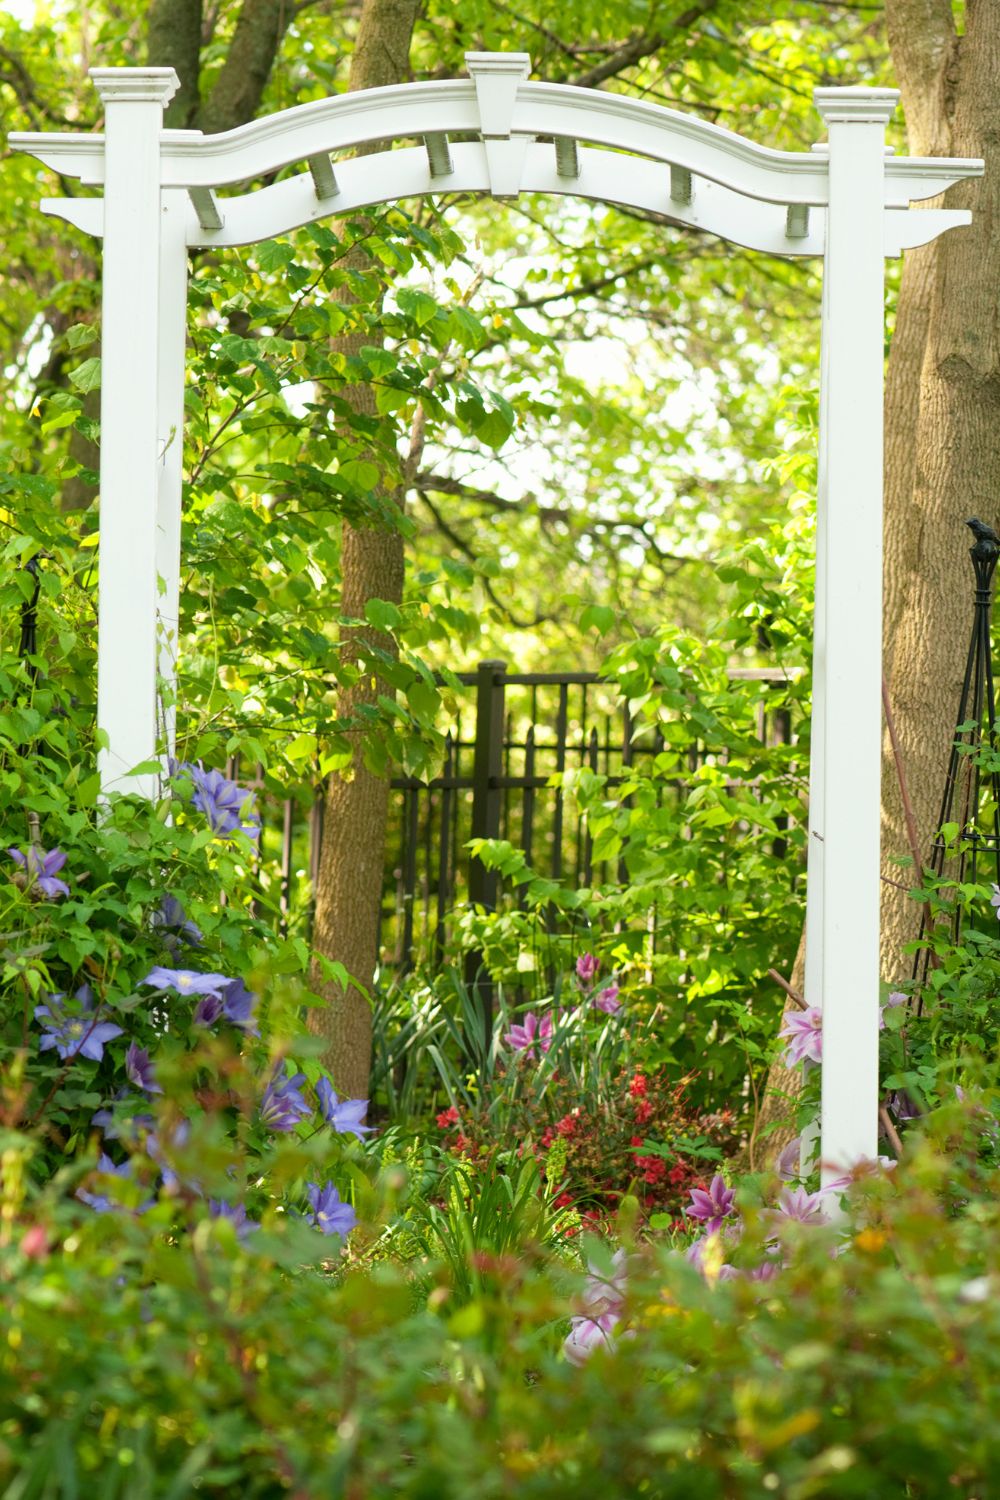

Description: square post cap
[814,86,899,126]
[90,67,180,106]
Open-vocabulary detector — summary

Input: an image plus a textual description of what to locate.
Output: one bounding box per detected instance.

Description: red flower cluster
[432,1066,738,1221]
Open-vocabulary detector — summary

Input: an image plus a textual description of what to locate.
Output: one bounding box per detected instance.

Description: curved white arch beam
[39,142,973,260]
[12,76,983,209]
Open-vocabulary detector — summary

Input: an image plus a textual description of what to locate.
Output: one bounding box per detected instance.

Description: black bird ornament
[966,516,1000,550]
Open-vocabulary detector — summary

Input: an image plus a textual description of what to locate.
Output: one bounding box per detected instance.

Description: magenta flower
[306,1181,357,1237]
[778,1006,823,1066]
[502,1010,553,1059]
[685,1174,737,1234]
[259,1066,312,1132]
[178,762,260,840]
[316,1077,374,1139]
[9,844,69,899]
[125,1042,162,1095]
[879,990,907,1029]
[575,952,599,986]
[565,1249,628,1364]
[35,986,123,1062]
[775,1185,827,1225]
[593,983,621,1015]
[141,966,230,998]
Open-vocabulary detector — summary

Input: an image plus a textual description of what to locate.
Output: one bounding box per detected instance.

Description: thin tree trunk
[308,0,420,1099]
[881,0,1000,982]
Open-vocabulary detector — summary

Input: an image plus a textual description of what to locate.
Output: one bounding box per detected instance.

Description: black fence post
[465,659,506,1044]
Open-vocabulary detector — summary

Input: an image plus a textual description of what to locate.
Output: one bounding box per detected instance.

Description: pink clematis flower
[778,1006,823,1066]
[503,1010,553,1059]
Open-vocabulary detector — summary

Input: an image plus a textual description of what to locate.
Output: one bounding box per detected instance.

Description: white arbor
[10,53,984,1177]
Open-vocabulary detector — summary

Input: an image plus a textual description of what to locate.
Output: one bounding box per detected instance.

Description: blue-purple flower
[125,1041,162,1095]
[178,762,260,840]
[152,894,203,953]
[879,990,908,1030]
[141,966,230,998]
[193,993,225,1027]
[685,1175,737,1235]
[34,986,123,1062]
[221,978,260,1035]
[305,1180,357,1237]
[208,1199,259,1240]
[259,1066,312,1132]
[315,1076,374,1139]
[9,844,69,899]
[76,1154,152,1214]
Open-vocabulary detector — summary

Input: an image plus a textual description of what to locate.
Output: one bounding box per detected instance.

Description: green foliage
[1,1095,999,1496]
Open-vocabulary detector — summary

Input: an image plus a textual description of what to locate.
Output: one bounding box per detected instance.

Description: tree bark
[147,0,203,128]
[881,0,1000,982]
[198,0,296,135]
[307,0,420,1099]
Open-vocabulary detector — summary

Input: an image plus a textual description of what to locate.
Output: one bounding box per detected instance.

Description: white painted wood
[89,67,178,799]
[785,202,809,239]
[308,152,339,199]
[813,86,897,1179]
[188,184,223,231]
[670,165,693,205]
[424,133,454,178]
[554,136,580,179]
[465,51,531,135]
[156,190,189,764]
[39,175,973,263]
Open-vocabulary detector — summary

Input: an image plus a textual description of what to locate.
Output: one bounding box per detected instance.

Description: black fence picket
[227,662,799,981]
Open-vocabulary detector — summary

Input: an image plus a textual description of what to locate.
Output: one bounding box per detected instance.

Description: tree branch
[198,0,296,133]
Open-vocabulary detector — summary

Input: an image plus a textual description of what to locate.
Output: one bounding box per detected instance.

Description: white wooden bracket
[466,51,531,199]
[308,152,339,200]
[188,184,223,232]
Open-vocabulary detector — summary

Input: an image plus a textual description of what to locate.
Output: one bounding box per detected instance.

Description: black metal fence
[237,661,795,972]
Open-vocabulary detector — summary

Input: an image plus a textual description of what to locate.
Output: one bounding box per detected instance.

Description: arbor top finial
[813,86,899,126]
[90,67,180,106]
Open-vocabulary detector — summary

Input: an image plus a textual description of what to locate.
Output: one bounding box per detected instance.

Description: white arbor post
[156,189,190,762]
[91,67,178,797]
[813,87,898,1179]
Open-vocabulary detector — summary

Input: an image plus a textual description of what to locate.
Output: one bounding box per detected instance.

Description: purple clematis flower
[879,990,908,1029]
[208,1200,259,1240]
[564,1311,622,1364]
[9,844,70,899]
[503,1010,553,1059]
[575,952,599,986]
[593,982,621,1015]
[152,894,203,954]
[259,1066,312,1132]
[178,762,260,840]
[775,1184,827,1225]
[992,882,1000,918]
[141,966,230,998]
[776,1137,803,1182]
[35,985,123,1062]
[76,1154,152,1214]
[125,1041,162,1095]
[778,1006,823,1066]
[564,1249,629,1364]
[305,1180,357,1237]
[193,993,224,1027]
[221,978,260,1035]
[315,1077,374,1139]
[686,1174,737,1234]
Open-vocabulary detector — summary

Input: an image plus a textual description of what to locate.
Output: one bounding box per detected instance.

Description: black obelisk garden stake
[913,519,1000,988]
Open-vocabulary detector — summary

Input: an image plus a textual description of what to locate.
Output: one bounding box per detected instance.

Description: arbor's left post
[90,68,179,800]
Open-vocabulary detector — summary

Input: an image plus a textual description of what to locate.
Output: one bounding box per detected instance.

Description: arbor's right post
[813,87,898,1181]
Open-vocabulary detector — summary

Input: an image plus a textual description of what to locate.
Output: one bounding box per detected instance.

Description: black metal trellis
[913,518,1000,983]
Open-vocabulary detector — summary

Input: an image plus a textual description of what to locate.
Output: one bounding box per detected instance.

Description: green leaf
[365,598,403,631]
[69,357,102,393]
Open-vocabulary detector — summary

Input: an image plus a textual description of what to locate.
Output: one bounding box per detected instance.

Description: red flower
[634,1098,653,1125]
[553,1191,573,1209]
[540,1127,555,1148]
[556,1110,579,1138]
[668,1164,688,1186]
[436,1106,459,1129]
[629,1073,648,1098]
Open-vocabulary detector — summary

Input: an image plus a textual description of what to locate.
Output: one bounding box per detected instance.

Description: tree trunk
[307,0,420,1100]
[881,0,1000,982]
